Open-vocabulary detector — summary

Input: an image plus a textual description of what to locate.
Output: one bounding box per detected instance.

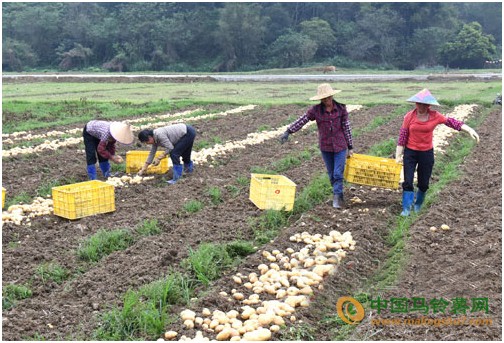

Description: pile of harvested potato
[160,230,356,341]
[2,197,53,226]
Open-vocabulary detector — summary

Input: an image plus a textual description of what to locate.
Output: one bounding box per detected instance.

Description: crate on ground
[249,174,297,211]
[52,180,115,220]
[344,153,402,189]
[2,187,5,209]
[126,151,170,174]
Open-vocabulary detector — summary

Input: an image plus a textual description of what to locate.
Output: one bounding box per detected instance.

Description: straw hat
[407,88,440,106]
[110,122,134,145]
[309,83,341,101]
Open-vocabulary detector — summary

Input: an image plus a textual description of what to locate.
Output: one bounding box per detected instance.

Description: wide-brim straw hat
[309,83,341,100]
[110,122,134,145]
[407,88,440,106]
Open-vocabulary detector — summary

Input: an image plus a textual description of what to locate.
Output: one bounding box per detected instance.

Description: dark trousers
[402,147,434,192]
[170,125,196,166]
[83,125,108,165]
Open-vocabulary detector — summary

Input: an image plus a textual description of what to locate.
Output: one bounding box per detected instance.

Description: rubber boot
[401,191,415,216]
[414,190,426,212]
[333,194,344,209]
[99,161,111,178]
[167,164,183,184]
[87,164,97,180]
[184,161,194,174]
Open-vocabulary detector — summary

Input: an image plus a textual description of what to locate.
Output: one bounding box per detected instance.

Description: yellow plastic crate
[344,153,402,189]
[126,151,171,174]
[2,187,5,209]
[52,180,115,219]
[249,174,296,211]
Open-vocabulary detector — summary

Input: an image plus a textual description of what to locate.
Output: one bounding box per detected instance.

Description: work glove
[279,131,290,144]
[111,155,123,164]
[138,164,148,176]
[461,124,480,144]
[152,152,167,166]
[395,146,404,164]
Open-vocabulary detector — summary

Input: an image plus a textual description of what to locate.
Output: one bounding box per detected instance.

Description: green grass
[279,323,317,341]
[207,186,223,205]
[257,124,272,132]
[253,209,290,244]
[135,219,161,236]
[3,79,500,133]
[5,191,32,208]
[22,333,47,341]
[36,177,78,198]
[2,284,33,310]
[225,240,257,258]
[273,148,316,172]
[93,238,256,340]
[93,240,255,340]
[94,289,166,340]
[111,162,126,173]
[138,272,196,307]
[2,99,193,133]
[235,176,249,187]
[367,138,397,158]
[225,184,241,197]
[182,243,234,286]
[93,271,196,340]
[35,262,70,284]
[183,199,204,213]
[193,136,223,151]
[77,229,135,262]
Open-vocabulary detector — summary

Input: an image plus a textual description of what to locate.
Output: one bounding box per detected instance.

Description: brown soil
[2,103,501,341]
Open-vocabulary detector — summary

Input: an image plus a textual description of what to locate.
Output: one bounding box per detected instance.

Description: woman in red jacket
[395,89,480,216]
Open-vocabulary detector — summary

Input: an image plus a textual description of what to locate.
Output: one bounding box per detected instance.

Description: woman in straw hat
[280,83,354,209]
[83,120,134,180]
[395,88,480,216]
[137,123,196,184]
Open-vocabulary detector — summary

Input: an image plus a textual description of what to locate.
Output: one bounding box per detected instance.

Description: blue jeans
[321,150,347,196]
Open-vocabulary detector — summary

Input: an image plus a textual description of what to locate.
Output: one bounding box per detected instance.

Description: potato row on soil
[2,103,501,340]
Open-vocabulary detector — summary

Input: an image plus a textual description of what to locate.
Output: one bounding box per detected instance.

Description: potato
[243,328,272,341]
[164,331,178,340]
[180,309,196,321]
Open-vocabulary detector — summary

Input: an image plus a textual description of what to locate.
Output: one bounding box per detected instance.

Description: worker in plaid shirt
[83,120,134,180]
[280,84,354,209]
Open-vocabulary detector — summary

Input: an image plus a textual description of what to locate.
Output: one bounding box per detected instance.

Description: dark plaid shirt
[287,101,353,152]
[86,120,116,159]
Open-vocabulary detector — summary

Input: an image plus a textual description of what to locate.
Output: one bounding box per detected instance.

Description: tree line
[2,2,501,72]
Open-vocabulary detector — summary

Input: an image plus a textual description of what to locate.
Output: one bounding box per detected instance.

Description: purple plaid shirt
[86,120,116,159]
[287,101,353,152]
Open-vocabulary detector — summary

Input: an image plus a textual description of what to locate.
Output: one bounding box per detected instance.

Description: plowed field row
[2,103,482,340]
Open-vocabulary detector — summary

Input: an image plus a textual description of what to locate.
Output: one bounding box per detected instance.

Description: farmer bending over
[83,120,134,180]
[137,123,196,184]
